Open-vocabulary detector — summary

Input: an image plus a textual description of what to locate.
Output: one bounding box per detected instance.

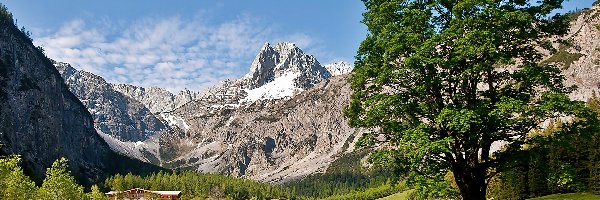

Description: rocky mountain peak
[242,42,330,90]
[54,62,76,76]
[238,42,331,102]
[324,61,354,76]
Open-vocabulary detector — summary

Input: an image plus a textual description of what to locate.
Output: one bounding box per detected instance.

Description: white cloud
[34,14,322,93]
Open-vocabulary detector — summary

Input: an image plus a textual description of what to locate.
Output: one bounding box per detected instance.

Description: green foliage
[0,149,113,199]
[348,0,586,199]
[489,95,600,199]
[408,171,459,200]
[529,193,600,200]
[320,183,405,200]
[0,3,13,23]
[0,154,37,199]
[37,157,86,200]
[87,185,108,200]
[542,48,583,69]
[541,39,557,54]
[284,151,394,199]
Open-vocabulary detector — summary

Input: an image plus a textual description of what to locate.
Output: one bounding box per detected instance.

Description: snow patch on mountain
[160,113,190,129]
[242,72,302,102]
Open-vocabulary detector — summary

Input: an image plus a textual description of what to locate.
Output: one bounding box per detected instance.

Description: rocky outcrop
[54,62,183,164]
[324,61,354,76]
[553,5,600,101]
[47,39,357,183]
[0,16,160,185]
[64,41,357,183]
[240,42,331,90]
[147,43,358,183]
[55,62,167,142]
[112,84,200,114]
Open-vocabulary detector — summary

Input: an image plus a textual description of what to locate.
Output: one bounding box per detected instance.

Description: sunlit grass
[528,193,600,200]
[377,189,414,200]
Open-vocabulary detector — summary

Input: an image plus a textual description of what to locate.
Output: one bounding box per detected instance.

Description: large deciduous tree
[347,0,597,199]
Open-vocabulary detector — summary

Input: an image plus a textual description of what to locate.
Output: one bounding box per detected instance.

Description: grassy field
[376,191,600,200]
[377,189,414,200]
[528,193,600,200]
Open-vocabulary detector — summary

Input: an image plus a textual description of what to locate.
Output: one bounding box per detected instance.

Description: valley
[2,1,600,200]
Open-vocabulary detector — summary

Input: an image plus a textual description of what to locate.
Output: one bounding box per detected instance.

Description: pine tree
[86,185,108,200]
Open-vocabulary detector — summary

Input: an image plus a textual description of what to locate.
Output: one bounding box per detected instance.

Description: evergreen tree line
[283,150,399,199]
[104,171,294,200]
[487,96,600,199]
[0,155,107,200]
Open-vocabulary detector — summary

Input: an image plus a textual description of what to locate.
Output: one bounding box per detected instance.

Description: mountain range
[53,41,356,183]
[3,3,600,186]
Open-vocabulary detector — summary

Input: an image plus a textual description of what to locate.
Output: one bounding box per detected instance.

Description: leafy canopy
[37,157,86,200]
[0,154,37,199]
[347,0,597,199]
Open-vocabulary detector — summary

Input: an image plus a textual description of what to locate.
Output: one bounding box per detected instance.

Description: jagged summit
[239,42,331,102]
[113,83,200,114]
[241,42,330,89]
[324,61,354,76]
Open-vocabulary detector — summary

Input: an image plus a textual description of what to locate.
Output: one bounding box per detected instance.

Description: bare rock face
[324,61,354,76]
[0,18,160,185]
[112,84,200,114]
[554,5,600,101]
[55,62,168,142]
[54,62,182,164]
[169,75,358,183]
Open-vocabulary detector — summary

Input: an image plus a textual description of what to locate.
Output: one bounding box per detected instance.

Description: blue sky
[1,0,596,92]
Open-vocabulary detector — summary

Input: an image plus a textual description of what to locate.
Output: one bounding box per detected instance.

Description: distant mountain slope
[0,9,161,185]
[552,5,600,101]
[55,62,168,142]
[324,61,354,77]
[113,84,200,114]
[54,62,183,164]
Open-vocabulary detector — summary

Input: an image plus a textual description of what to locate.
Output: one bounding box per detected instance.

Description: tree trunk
[459,185,487,200]
[454,164,488,200]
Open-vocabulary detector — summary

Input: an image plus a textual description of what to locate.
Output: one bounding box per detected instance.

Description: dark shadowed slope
[0,7,162,186]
